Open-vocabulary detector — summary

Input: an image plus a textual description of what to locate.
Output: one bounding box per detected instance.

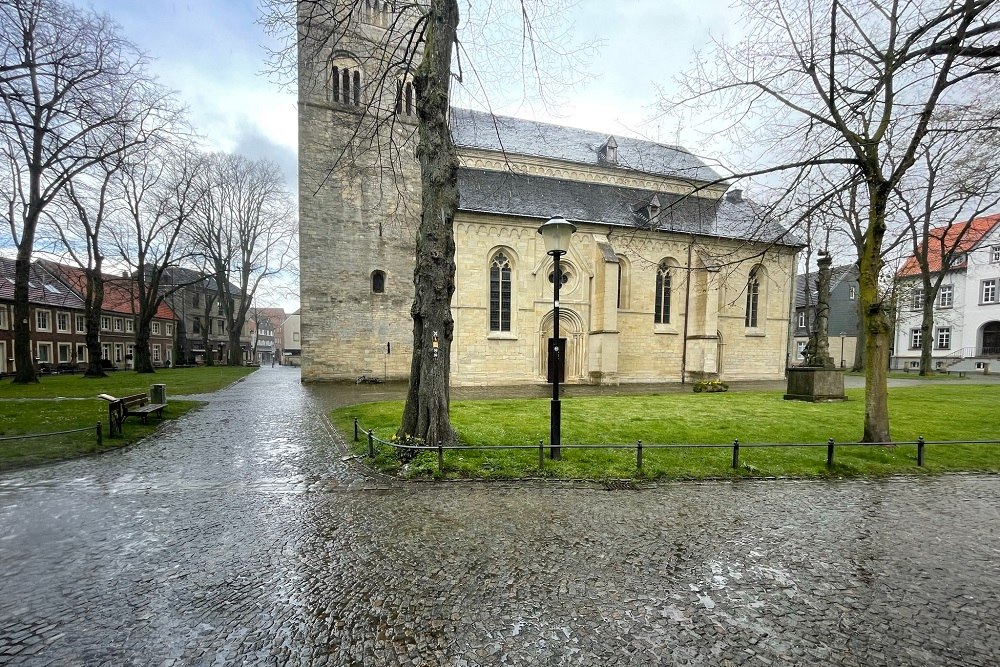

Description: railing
[0,423,104,446]
[353,418,999,474]
[945,346,1000,360]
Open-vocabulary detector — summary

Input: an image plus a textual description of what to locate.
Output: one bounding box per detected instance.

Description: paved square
[1,368,997,666]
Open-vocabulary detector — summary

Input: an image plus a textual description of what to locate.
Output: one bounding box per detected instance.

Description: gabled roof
[157,266,241,295]
[0,257,85,309]
[451,108,724,184]
[795,264,858,308]
[41,261,177,321]
[457,169,798,246]
[897,214,1000,277]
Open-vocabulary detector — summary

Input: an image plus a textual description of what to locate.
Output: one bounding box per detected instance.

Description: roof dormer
[633,193,661,224]
[598,136,618,165]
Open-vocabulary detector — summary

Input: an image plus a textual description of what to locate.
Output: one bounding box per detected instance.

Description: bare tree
[0,0,173,383]
[109,143,206,373]
[669,0,1000,442]
[57,161,120,377]
[895,119,1000,375]
[190,153,296,366]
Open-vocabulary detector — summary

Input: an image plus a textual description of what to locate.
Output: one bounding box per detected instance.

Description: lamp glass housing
[538,216,576,255]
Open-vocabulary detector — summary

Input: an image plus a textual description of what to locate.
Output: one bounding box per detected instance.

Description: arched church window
[616,255,631,310]
[353,71,361,105]
[655,262,671,324]
[372,270,386,294]
[330,66,340,102]
[395,78,415,116]
[489,252,512,332]
[745,266,761,328]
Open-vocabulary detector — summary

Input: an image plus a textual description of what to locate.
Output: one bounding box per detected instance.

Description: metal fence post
[538,440,544,469]
[826,437,835,468]
[732,438,739,469]
[96,422,102,447]
[367,430,374,457]
[354,417,359,442]
[917,436,925,467]
[636,440,643,471]
[437,441,443,473]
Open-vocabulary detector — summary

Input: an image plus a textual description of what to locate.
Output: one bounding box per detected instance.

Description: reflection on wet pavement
[0,366,997,666]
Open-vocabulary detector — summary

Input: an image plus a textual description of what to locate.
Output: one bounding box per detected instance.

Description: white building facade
[893,215,1000,372]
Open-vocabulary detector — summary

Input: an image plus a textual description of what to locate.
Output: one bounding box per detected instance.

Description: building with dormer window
[297,2,802,385]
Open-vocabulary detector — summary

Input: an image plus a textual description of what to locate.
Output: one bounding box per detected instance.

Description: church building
[297,2,801,385]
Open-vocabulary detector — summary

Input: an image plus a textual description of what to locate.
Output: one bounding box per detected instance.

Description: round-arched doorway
[538,308,585,383]
[982,321,1000,356]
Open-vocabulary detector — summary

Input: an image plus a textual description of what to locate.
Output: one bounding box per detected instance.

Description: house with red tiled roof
[38,261,179,370]
[893,214,1000,372]
[0,257,88,375]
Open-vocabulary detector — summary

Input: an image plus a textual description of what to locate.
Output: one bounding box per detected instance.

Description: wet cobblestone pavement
[1,367,998,666]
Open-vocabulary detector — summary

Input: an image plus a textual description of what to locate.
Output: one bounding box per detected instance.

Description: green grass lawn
[0,366,257,471]
[333,384,1000,480]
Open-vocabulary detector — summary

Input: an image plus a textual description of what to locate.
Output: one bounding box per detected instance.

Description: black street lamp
[538,215,576,460]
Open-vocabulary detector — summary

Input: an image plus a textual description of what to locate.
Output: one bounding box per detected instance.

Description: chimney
[726,188,743,203]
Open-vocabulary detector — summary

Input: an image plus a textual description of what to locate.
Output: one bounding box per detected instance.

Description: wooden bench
[98,392,167,437]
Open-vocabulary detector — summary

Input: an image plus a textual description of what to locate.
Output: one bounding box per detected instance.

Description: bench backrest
[121,393,148,408]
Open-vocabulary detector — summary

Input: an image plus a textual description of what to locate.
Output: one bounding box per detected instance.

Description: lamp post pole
[538,216,576,462]
[840,333,847,368]
[551,248,563,460]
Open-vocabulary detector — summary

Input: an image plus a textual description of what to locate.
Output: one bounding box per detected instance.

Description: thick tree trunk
[12,250,37,384]
[83,265,107,378]
[851,294,865,372]
[859,187,891,443]
[228,329,243,366]
[174,320,188,365]
[399,0,460,448]
[134,317,155,373]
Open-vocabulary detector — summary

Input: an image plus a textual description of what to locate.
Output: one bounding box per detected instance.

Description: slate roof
[451,108,724,184]
[157,266,241,295]
[457,169,798,246]
[795,264,858,308]
[897,214,1000,277]
[0,257,85,309]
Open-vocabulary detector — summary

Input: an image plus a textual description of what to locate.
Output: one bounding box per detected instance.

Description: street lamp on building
[538,215,576,460]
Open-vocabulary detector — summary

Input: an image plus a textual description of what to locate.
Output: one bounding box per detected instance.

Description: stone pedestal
[784,367,846,402]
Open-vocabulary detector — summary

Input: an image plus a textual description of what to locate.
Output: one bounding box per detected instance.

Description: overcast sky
[78,0,736,311]
[83,0,736,189]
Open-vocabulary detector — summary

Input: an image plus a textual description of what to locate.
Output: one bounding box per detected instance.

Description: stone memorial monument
[785,253,847,402]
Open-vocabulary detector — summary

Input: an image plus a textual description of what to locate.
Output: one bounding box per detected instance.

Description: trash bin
[150,384,166,404]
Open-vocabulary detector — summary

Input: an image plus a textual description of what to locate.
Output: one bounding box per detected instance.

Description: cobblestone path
[1,367,998,666]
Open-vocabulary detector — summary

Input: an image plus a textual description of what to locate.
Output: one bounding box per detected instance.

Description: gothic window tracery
[489,252,512,332]
[655,262,672,324]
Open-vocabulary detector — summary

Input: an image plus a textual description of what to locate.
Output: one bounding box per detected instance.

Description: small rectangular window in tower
[342,69,350,105]
[372,270,385,294]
